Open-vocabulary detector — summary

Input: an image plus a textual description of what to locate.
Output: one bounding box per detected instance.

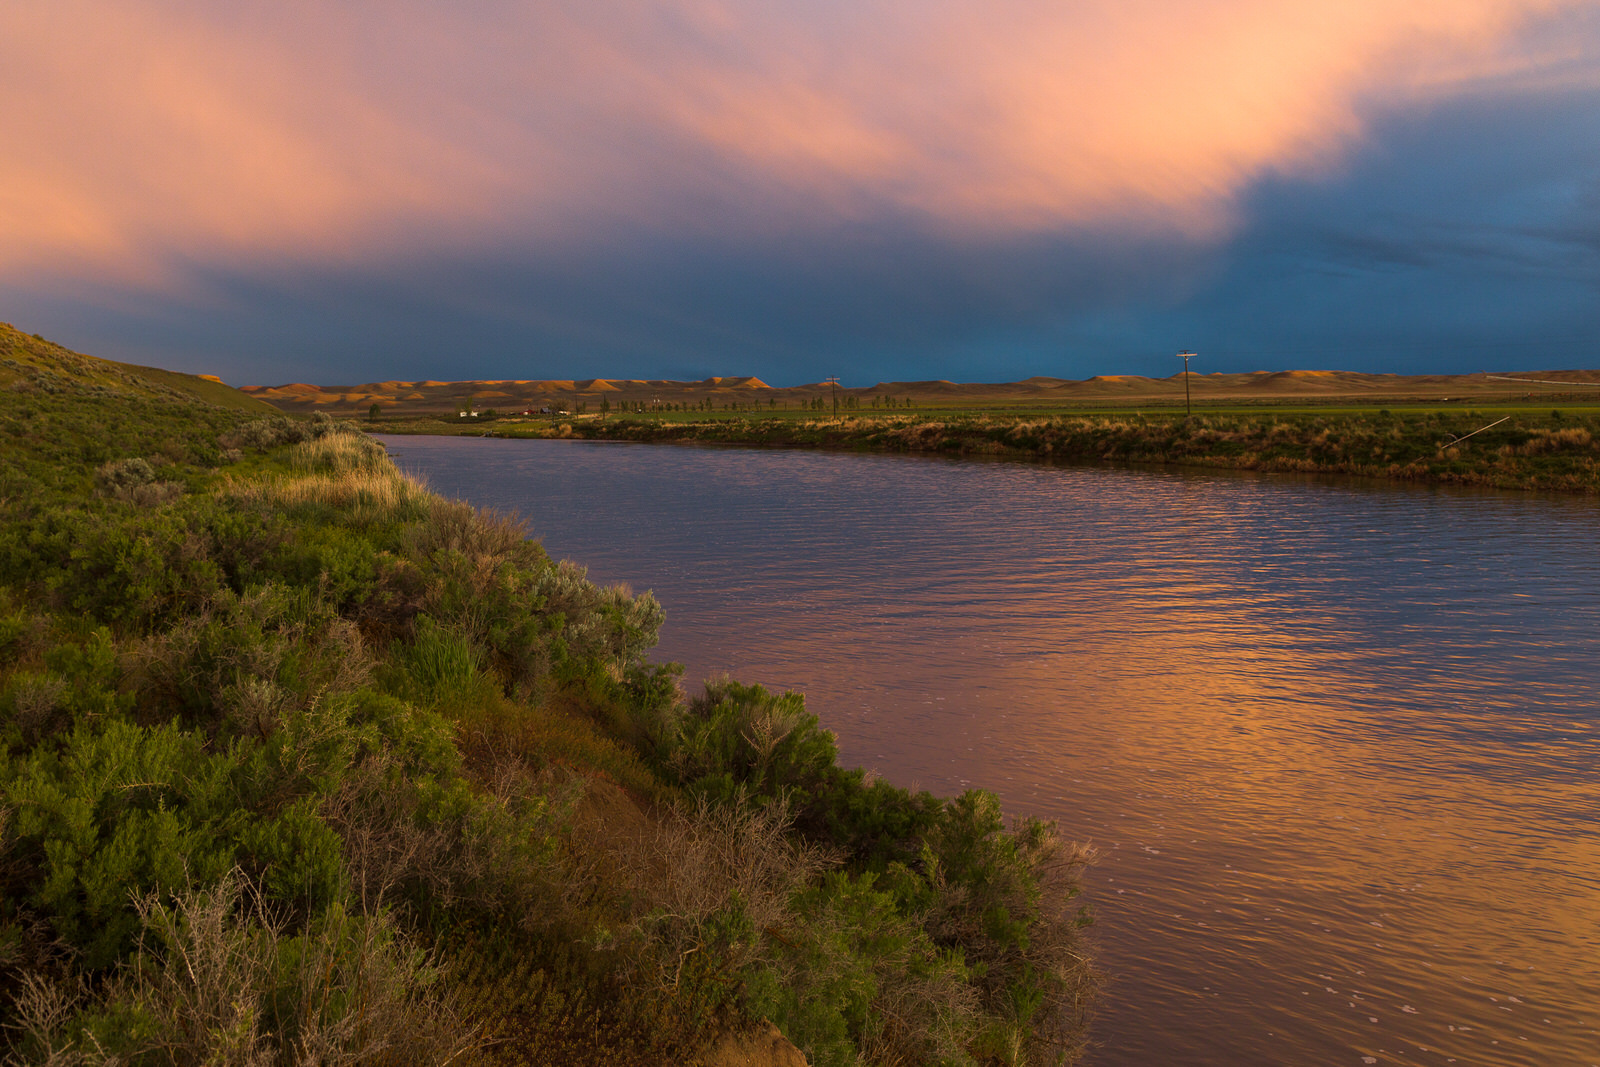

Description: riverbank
[0,326,1095,1066]
[380,408,1600,493]
[381,427,1600,1067]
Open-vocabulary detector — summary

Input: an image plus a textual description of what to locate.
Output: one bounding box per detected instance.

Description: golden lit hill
[0,323,274,412]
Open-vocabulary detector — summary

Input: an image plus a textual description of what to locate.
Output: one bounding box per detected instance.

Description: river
[379,435,1600,1067]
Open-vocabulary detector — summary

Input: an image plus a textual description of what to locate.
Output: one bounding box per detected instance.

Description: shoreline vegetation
[381,408,1600,494]
[242,361,1600,493]
[1,324,1096,1066]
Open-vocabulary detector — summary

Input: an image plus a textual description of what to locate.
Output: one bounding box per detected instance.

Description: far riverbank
[375,409,1600,493]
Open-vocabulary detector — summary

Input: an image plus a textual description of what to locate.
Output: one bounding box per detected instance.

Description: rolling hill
[0,323,275,412]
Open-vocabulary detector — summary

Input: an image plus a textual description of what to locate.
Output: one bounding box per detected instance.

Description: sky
[4,0,1600,387]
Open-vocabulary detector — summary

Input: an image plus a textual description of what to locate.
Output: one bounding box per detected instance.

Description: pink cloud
[0,0,1591,284]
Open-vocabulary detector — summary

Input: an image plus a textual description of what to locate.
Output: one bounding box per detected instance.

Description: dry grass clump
[92,457,185,506]
[289,431,391,475]
[884,421,953,450]
[409,500,532,567]
[4,672,70,746]
[126,874,469,1066]
[328,747,571,926]
[226,466,433,524]
[222,427,426,523]
[4,873,478,1067]
[453,691,663,801]
[381,783,806,1067]
[1517,426,1594,454]
[620,798,836,984]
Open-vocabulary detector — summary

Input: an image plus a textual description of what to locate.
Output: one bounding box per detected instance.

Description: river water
[379,435,1600,1067]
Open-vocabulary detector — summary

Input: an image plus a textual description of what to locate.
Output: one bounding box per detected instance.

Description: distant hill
[248,366,1600,415]
[242,374,785,414]
[0,323,275,412]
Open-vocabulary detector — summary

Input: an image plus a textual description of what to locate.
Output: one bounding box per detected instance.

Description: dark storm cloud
[4,2,1599,384]
[9,221,1221,386]
[1139,83,1600,376]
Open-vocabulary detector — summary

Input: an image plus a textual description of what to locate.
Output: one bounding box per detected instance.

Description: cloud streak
[3,0,1591,288]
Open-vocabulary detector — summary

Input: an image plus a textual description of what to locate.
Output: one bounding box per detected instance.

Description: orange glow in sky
[2,0,1591,285]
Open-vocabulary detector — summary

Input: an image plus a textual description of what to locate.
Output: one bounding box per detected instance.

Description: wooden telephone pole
[1177,351,1196,416]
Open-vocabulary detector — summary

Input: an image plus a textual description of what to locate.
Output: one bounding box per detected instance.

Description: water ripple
[384,437,1600,1067]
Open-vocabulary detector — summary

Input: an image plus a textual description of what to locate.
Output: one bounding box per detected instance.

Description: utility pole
[825,375,840,416]
[1177,351,1196,416]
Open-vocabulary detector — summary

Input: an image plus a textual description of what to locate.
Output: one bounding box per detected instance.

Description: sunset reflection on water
[384,436,1600,1067]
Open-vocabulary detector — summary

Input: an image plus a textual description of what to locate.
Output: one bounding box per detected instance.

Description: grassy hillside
[0,334,1094,1066]
[0,324,273,412]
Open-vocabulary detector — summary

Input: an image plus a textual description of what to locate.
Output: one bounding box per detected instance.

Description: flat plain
[257,368,1600,494]
[245,367,1600,419]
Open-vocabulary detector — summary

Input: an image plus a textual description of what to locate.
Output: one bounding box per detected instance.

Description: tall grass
[395,616,484,703]
[289,432,390,475]
[225,462,433,524]
[222,429,428,522]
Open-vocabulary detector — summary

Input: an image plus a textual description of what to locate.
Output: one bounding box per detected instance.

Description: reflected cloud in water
[384,436,1600,1066]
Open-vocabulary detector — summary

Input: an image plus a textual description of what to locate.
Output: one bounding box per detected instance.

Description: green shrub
[670,679,835,807]
[228,412,345,452]
[235,795,348,914]
[264,525,382,610]
[640,679,1094,1064]
[662,679,944,866]
[93,456,155,494]
[918,793,1096,1063]
[2,717,246,967]
[0,504,221,628]
[0,593,33,660]
[1,335,1099,1066]
[0,628,128,748]
[403,499,663,697]
[753,870,977,1067]
[135,583,372,739]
